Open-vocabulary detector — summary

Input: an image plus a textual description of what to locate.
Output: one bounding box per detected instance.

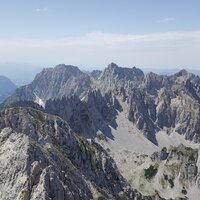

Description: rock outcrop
[3,64,91,105]
[0,107,156,200]
[128,70,200,143]
[45,89,121,139]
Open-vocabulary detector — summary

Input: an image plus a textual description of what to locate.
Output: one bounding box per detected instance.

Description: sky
[0,0,200,71]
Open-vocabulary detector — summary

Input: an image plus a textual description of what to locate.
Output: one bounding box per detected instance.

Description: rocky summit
[1,63,200,200]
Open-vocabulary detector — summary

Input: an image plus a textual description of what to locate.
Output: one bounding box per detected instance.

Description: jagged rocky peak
[142,69,200,96]
[175,69,190,77]
[144,69,192,84]
[142,72,167,95]
[4,64,92,106]
[101,62,144,81]
[169,69,195,86]
[90,69,102,80]
[96,63,145,96]
[107,62,119,70]
[33,64,88,86]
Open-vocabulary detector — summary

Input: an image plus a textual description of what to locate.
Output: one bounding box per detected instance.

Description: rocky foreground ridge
[0,107,158,200]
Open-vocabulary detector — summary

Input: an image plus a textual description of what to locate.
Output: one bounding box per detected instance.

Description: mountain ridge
[3,63,200,144]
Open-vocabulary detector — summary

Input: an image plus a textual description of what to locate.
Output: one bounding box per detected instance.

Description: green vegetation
[36,111,45,123]
[144,165,158,179]
[163,174,174,188]
[163,174,168,180]
[74,134,99,171]
[188,152,197,162]
[182,187,187,195]
[168,178,174,188]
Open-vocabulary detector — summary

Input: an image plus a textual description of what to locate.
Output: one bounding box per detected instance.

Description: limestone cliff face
[3,64,91,105]
[128,70,200,143]
[96,63,144,98]
[31,64,91,100]
[45,89,121,139]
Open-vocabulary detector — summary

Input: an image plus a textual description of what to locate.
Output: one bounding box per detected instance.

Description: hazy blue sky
[0,0,200,70]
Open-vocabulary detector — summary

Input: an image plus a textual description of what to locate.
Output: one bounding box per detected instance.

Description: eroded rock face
[45,89,121,139]
[96,63,144,98]
[128,70,200,143]
[32,64,91,100]
[3,64,92,105]
[0,107,155,200]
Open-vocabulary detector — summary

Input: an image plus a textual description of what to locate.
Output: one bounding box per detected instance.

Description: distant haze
[0,1,200,71]
[0,63,42,85]
[0,31,200,71]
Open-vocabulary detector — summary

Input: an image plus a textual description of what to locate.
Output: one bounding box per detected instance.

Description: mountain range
[1,63,200,200]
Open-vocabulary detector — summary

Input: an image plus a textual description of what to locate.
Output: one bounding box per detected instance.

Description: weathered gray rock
[3,64,92,105]
[128,70,200,143]
[0,107,155,200]
[96,63,144,97]
[45,89,121,139]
